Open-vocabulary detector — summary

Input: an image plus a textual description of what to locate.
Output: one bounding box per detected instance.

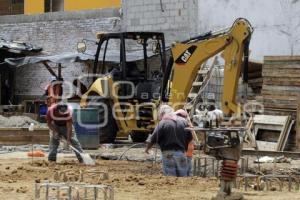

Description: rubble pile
[0,115,41,128]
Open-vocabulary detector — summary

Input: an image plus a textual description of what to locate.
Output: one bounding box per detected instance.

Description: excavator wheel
[88,97,118,143]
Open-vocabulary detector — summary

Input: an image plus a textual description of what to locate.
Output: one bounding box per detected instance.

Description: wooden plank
[256,141,277,151]
[297,95,300,150]
[276,116,291,151]
[261,89,300,97]
[262,85,300,92]
[261,98,297,106]
[248,71,262,78]
[262,95,298,101]
[0,129,49,145]
[248,62,262,73]
[263,110,296,118]
[263,64,300,69]
[253,115,288,125]
[281,120,294,151]
[242,149,300,159]
[263,78,300,87]
[264,56,300,61]
[262,102,296,110]
[248,78,263,84]
[262,69,300,78]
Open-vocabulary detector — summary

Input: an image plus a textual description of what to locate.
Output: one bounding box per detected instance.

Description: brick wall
[0,9,120,100]
[122,0,198,45]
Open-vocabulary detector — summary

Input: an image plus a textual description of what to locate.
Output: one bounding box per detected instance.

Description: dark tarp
[0,38,42,54]
[4,50,156,67]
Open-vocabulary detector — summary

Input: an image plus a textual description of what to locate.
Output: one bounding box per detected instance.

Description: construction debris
[247,60,263,95]
[0,115,42,128]
[246,115,294,151]
[254,156,291,164]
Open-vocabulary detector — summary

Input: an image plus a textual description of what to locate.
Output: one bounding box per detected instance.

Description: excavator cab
[81,32,167,100]
[78,32,167,142]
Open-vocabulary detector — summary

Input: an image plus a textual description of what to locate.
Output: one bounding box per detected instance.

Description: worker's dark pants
[48,125,83,162]
[161,150,188,177]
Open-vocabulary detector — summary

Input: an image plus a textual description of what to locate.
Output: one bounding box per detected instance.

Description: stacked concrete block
[122,0,199,45]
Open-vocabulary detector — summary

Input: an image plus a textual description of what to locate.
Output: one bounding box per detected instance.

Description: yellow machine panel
[24,0,44,14]
[64,0,121,11]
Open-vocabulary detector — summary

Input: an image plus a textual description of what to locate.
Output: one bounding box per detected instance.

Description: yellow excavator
[77,18,253,143]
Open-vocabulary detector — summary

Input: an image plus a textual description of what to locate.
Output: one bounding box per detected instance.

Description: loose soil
[0,153,299,200]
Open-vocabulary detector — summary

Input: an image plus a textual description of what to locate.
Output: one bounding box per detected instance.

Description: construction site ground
[0,148,300,200]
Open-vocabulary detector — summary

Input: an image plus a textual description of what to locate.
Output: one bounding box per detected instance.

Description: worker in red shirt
[46,102,83,163]
[44,77,63,107]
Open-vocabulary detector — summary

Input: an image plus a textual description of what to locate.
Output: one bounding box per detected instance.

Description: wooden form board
[0,128,49,145]
[253,115,288,125]
[260,56,300,114]
[252,115,292,151]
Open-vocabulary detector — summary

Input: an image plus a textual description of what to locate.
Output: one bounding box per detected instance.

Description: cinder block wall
[122,0,199,45]
[0,9,121,100]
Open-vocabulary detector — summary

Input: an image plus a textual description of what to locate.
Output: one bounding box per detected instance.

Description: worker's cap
[175,109,188,118]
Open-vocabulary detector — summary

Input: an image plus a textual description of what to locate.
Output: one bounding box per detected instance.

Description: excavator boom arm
[166,18,253,114]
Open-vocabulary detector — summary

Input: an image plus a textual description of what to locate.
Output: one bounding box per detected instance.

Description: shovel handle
[61,138,81,154]
[69,145,81,154]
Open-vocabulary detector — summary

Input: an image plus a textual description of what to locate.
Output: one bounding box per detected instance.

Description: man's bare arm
[145,142,154,154]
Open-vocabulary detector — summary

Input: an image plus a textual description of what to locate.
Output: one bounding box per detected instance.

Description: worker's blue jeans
[187,157,193,176]
[48,125,83,162]
[161,150,188,177]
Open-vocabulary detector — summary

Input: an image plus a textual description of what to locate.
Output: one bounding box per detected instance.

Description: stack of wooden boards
[258,56,300,118]
[248,60,263,96]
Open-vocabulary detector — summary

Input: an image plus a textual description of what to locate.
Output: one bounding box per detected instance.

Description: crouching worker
[46,102,83,163]
[145,105,192,177]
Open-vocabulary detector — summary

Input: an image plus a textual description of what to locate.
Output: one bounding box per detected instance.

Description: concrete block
[142,12,150,18]
[165,3,175,10]
[159,23,170,30]
[169,10,178,17]
[175,2,184,9]
[130,18,140,26]
[147,5,156,11]
[140,18,149,25]
[144,25,153,31]
[156,17,166,24]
